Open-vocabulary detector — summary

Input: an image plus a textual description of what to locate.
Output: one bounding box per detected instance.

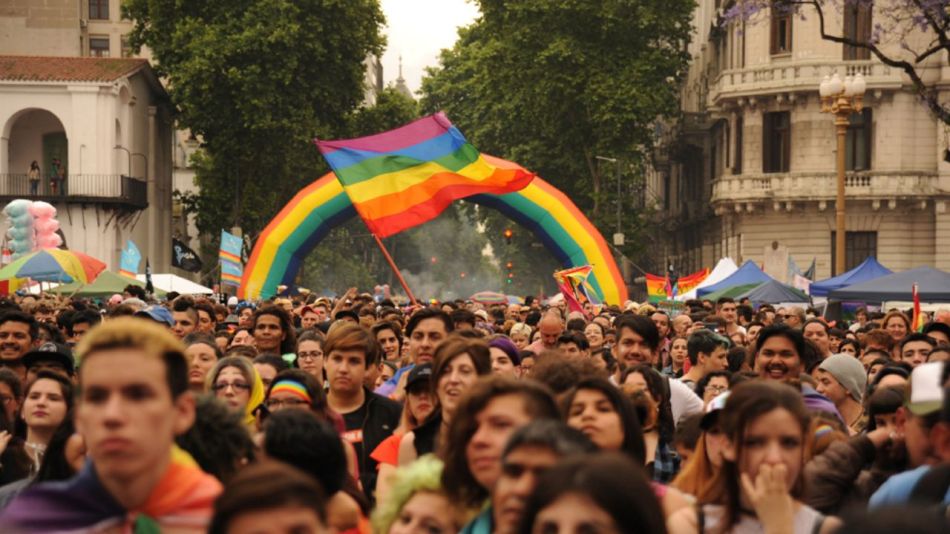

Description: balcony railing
[708,60,903,106]
[711,171,937,204]
[0,174,147,209]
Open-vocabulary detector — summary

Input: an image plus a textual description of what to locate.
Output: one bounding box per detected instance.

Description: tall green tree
[126,0,386,242]
[421,0,692,269]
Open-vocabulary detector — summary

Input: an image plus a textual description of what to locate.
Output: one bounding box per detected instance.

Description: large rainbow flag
[315,112,535,237]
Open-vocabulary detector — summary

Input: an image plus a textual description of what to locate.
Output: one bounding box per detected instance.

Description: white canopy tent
[136,274,213,295]
[675,258,739,301]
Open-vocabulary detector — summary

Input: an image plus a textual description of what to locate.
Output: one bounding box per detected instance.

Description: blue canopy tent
[810,257,892,297]
[741,279,809,304]
[697,260,774,297]
[827,267,950,302]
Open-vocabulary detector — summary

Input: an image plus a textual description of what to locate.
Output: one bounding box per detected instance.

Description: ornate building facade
[649,2,950,282]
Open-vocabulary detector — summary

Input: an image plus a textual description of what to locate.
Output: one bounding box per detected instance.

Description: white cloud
[379,0,480,95]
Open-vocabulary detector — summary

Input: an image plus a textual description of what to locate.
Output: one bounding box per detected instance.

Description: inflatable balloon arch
[239,164,628,305]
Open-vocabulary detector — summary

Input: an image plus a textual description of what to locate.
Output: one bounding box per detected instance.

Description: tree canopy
[126,0,387,239]
[420,0,693,268]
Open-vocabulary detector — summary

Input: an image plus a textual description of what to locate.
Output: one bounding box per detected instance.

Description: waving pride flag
[315,113,535,237]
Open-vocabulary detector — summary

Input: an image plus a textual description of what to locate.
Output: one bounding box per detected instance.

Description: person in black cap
[22,342,74,382]
[372,362,436,504]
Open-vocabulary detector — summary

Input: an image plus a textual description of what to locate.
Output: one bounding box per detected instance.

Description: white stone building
[649,2,950,282]
[0,55,173,270]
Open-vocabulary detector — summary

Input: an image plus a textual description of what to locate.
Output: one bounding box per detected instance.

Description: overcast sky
[379,0,480,95]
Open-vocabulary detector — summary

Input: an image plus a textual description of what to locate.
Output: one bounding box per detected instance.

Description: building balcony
[711,171,937,209]
[708,60,903,107]
[0,174,147,210]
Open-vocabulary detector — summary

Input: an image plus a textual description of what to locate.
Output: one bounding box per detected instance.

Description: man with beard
[0,311,38,382]
[754,324,839,418]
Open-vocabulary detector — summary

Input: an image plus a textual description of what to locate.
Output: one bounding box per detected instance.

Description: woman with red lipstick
[19,371,72,475]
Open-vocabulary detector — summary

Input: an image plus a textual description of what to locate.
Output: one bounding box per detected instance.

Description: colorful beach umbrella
[0,249,106,284]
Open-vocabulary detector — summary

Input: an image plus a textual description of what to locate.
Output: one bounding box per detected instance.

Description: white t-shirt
[669,377,704,426]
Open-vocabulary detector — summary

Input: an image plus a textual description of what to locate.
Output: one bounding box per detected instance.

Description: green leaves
[422,0,693,266]
[126,0,386,241]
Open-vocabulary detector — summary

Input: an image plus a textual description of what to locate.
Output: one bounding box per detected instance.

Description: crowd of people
[0,285,945,533]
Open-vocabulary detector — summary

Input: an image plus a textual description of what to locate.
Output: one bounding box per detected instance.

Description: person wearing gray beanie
[816,353,869,434]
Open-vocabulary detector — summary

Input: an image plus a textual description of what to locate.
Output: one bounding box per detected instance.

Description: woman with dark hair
[584,321,607,353]
[0,414,83,509]
[564,377,646,464]
[17,371,73,476]
[669,381,842,533]
[518,453,667,534]
[442,375,560,514]
[694,370,732,407]
[620,365,679,483]
[398,336,492,466]
[663,335,688,377]
[838,339,859,357]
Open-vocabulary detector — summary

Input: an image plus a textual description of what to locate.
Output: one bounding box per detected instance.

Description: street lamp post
[819,72,866,275]
[595,155,624,246]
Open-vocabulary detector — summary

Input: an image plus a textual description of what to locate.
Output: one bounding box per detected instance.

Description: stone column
[147,105,159,269]
[936,200,950,271]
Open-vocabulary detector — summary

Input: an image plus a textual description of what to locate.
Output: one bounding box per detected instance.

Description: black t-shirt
[341,401,370,460]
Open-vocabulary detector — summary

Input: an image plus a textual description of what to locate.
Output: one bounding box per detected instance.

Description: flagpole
[372,234,418,306]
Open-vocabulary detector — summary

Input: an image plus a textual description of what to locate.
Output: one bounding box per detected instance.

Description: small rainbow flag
[645,273,669,303]
[315,113,535,238]
[677,268,711,295]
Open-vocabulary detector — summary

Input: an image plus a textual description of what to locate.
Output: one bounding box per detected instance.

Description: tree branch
[792,0,950,125]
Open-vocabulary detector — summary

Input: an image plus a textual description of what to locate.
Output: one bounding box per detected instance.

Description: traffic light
[506,261,513,270]
[503,228,513,244]
[430,256,438,264]
[460,272,466,278]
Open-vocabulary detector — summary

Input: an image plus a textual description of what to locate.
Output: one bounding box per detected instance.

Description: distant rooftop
[0,56,149,83]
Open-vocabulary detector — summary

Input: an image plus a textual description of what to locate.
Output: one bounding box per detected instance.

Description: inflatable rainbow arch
[239,157,628,304]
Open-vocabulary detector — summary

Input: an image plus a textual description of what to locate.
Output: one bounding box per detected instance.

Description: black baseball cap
[405,363,433,391]
[22,342,75,374]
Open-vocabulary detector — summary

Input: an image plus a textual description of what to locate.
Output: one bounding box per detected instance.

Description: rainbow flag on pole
[219,230,243,287]
[315,112,535,238]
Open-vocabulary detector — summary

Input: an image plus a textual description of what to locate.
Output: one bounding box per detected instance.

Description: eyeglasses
[211,382,251,392]
[265,398,309,409]
[0,395,13,404]
[706,384,729,393]
[781,314,794,319]
[297,351,323,361]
